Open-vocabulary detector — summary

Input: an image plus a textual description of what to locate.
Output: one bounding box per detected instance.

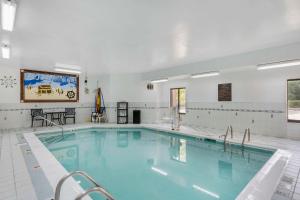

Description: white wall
[158,67,300,103]
[0,66,160,129]
[103,74,160,123]
[141,42,300,139]
[154,67,300,138]
[1,42,300,139]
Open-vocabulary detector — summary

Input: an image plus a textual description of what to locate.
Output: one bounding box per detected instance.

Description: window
[170,88,186,114]
[288,79,300,122]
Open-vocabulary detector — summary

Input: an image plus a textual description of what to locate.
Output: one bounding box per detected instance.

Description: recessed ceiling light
[2,44,10,59]
[191,71,220,79]
[257,59,300,70]
[1,0,17,31]
[151,78,168,83]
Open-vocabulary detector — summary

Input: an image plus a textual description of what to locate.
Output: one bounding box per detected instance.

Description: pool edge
[24,123,291,200]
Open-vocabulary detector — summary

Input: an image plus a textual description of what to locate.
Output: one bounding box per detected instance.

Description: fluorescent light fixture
[54,63,81,74]
[1,0,17,31]
[54,68,81,74]
[257,59,300,70]
[168,74,189,81]
[151,167,168,176]
[2,44,10,59]
[192,184,220,199]
[191,71,220,79]
[151,78,168,83]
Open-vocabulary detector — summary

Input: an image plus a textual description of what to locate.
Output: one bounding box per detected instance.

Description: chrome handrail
[242,128,250,146]
[219,125,233,145]
[171,106,181,131]
[54,171,114,200]
[36,116,64,137]
[75,187,115,200]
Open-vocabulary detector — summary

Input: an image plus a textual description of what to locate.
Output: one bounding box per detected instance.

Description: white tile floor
[0,123,300,200]
[0,131,37,200]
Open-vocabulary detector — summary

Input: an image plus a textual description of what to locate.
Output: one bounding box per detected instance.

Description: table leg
[50,113,54,126]
[59,113,63,125]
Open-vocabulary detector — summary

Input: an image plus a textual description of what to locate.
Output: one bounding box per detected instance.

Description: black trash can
[133,110,141,124]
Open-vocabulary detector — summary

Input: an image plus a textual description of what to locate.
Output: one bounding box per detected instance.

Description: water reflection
[218,160,232,180]
[117,131,129,147]
[94,131,106,156]
[50,145,79,171]
[169,137,187,163]
[133,131,141,140]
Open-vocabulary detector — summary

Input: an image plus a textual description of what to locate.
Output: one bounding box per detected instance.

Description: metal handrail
[242,128,250,146]
[54,171,114,200]
[75,187,115,200]
[171,106,181,131]
[219,125,233,145]
[36,116,64,137]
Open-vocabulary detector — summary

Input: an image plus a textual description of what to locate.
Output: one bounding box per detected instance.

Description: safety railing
[242,128,250,147]
[219,125,233,145]
[36,116,64,137]
[54,171,114,200]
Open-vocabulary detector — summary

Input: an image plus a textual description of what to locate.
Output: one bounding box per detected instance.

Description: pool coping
[23,123,291,200]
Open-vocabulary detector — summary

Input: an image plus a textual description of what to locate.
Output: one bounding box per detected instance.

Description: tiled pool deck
[0,123,300,200]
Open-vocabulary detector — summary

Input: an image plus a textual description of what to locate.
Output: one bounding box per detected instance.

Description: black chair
[64,108,76,124]
[50,112,62,125]
[31,109,45,127]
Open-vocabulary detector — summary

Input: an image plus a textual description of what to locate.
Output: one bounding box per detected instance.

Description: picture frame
[218,83,232,101]
[20,69,79,102]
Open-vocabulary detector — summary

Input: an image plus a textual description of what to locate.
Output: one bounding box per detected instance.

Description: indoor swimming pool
[38,128,274,200]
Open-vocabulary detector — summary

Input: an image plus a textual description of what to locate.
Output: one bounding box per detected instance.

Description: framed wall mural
[218,83,232,101]
[20,69,79,102]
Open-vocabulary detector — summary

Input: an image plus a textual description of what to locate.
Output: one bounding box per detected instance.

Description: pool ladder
[54,171,115,200]
[241,128,251,147]
[219,125,233,145]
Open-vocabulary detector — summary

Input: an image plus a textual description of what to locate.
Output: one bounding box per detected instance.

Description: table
[44,111,66,125]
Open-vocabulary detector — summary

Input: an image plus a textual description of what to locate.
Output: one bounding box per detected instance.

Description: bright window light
[151,78,168,83]
[257,59,300,70]
[287,79,300,122]
[191,71,220,79]
[2,44,10,59]
[1,0,17,31]
[192,184,220,199]
[151,167,168,176]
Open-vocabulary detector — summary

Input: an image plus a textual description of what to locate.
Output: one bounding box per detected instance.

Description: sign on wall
[20,69,79,102]
[218,83,232,101]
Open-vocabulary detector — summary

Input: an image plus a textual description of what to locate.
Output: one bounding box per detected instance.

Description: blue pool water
[38,128,274,200]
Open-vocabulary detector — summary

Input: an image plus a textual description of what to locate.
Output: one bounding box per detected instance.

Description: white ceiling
[1,0,300,74]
